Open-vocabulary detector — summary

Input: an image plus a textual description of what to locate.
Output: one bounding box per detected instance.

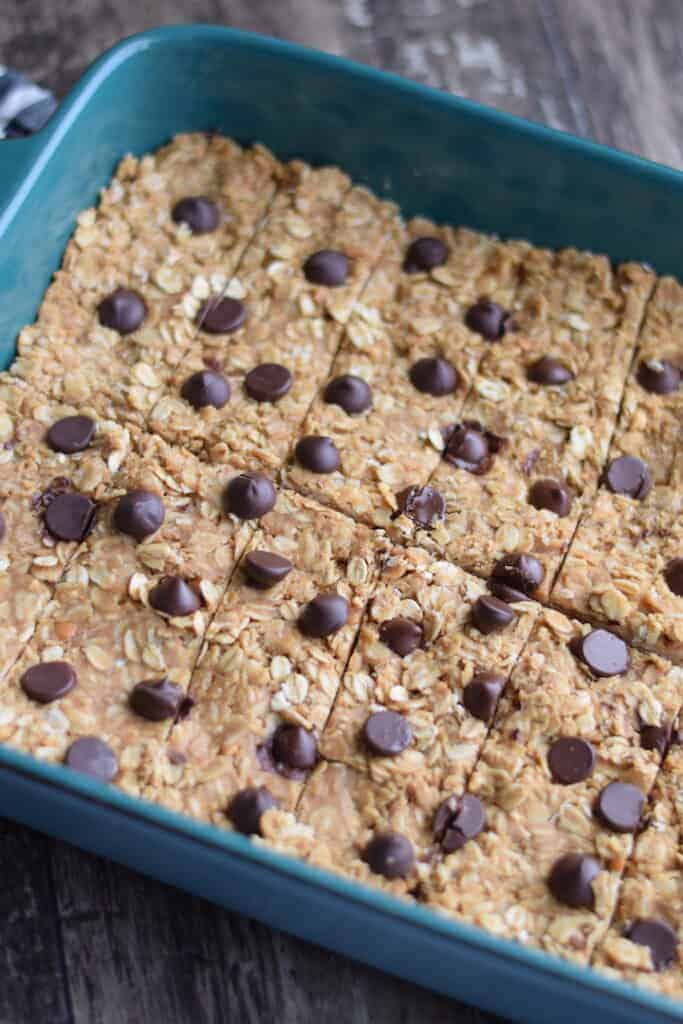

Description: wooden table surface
[1,2,681,1021]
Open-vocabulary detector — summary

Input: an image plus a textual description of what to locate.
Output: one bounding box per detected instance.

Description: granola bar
[420,608,683,964]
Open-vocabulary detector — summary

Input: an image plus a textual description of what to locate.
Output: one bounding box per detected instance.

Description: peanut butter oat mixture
[1,133,681,1000]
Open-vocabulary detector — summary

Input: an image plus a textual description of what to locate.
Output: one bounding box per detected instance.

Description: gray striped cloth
[0,65,56,138]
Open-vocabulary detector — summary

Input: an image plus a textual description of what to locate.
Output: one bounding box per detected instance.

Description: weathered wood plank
[0,820,71,1024]
[50,841,476,1024]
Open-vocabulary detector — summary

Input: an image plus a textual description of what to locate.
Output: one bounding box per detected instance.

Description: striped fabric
[0,65,56,138]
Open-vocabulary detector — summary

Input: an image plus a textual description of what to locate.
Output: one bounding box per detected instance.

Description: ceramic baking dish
[0,26,681,1023]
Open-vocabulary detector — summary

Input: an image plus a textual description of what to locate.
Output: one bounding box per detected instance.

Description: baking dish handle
[0,134,44,224]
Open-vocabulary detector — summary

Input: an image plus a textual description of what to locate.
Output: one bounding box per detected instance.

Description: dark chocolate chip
[637,359,681,395]
[465,299,509,341]
[527,356,574,385]
[243,550,293,588]
[323,374,372,414]
[624,918,678,971]
[490,554,545,602]
[44,492,97,542]
[395,485,445,528]
[463,671,505,722]
[363,832,414,878]
[433,794,486,853]
[596,781,645,833]
[171,195,219,234]
[228,786,279,836]
[640,722,671,755]
[21,661,76,703]
[548,853,601,909]
[244,363,292,403]
[223,473,276,520]
[528,478,572,517]
[547,737,595,785]
[181,370,230,409]
[363,710,412,757]
[303,249,349,286]
[298,593,349,638]
[574,628,630,677]
[199,297,246,334]
[114,489,165,540]
[443,424,491,473]
[295,435,341,474]
[98,288,147,334]
[65,736,118,782]
[409,356,459,396]
[664,558,683,597]
[272,724,317,770]
[149,576,202,617]
[378,617,424,657]
[47,415,96,454]
[129,677,189,722]
[0,509,5,542]
[472,595,515,634]
[402,236,449,274]
[604,455,652,500]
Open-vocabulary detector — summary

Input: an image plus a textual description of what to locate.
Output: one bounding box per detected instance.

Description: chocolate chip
[527,356,574,385]
[637,359,681,395]
[324,374,372,414]
[47,415,96,454]
[664,558,683,597]
[490,554,545,602]
[228,787,279,836]
[44,492,97,542]
[98,288,147,334]
[395,485,445,527]
[303,249,349,286]
[295,435,341,474]
[528,478,572,517]
[149,576,202,617]
[298,593,349,638]
[171,195,219,234]
[596,781,645,833]
[442,422,502,474]
[114,489,165,540]
[363,832,414,878]
[463,671,505,722]
[409,357,459,396]
[243,550,293,588]
[402,236,449,274]
[65,736,118,782]
[471,595,515,634]
[378,617,423,657]
[21,661,76,703]
[199,297,246,334]
[604,455,652,500]
[640,722,671,755]
[223,473,276,520]
[433,794,486,853]
[624,918,678,971]
[574,628,630,677]
[272,724,317,770]
[465,299,509,341]
[129,677,189,721]
[363,710,412,757]
[0,510,6,542]
[547,737,595,784]
[244,363,292,403]
[548,853,601,909]
[181,370,230,409]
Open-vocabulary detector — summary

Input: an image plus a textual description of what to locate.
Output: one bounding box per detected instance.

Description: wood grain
[1,2,682,1022]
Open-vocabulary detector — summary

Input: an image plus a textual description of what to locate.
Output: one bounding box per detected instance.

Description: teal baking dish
[0,26,680,1023]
